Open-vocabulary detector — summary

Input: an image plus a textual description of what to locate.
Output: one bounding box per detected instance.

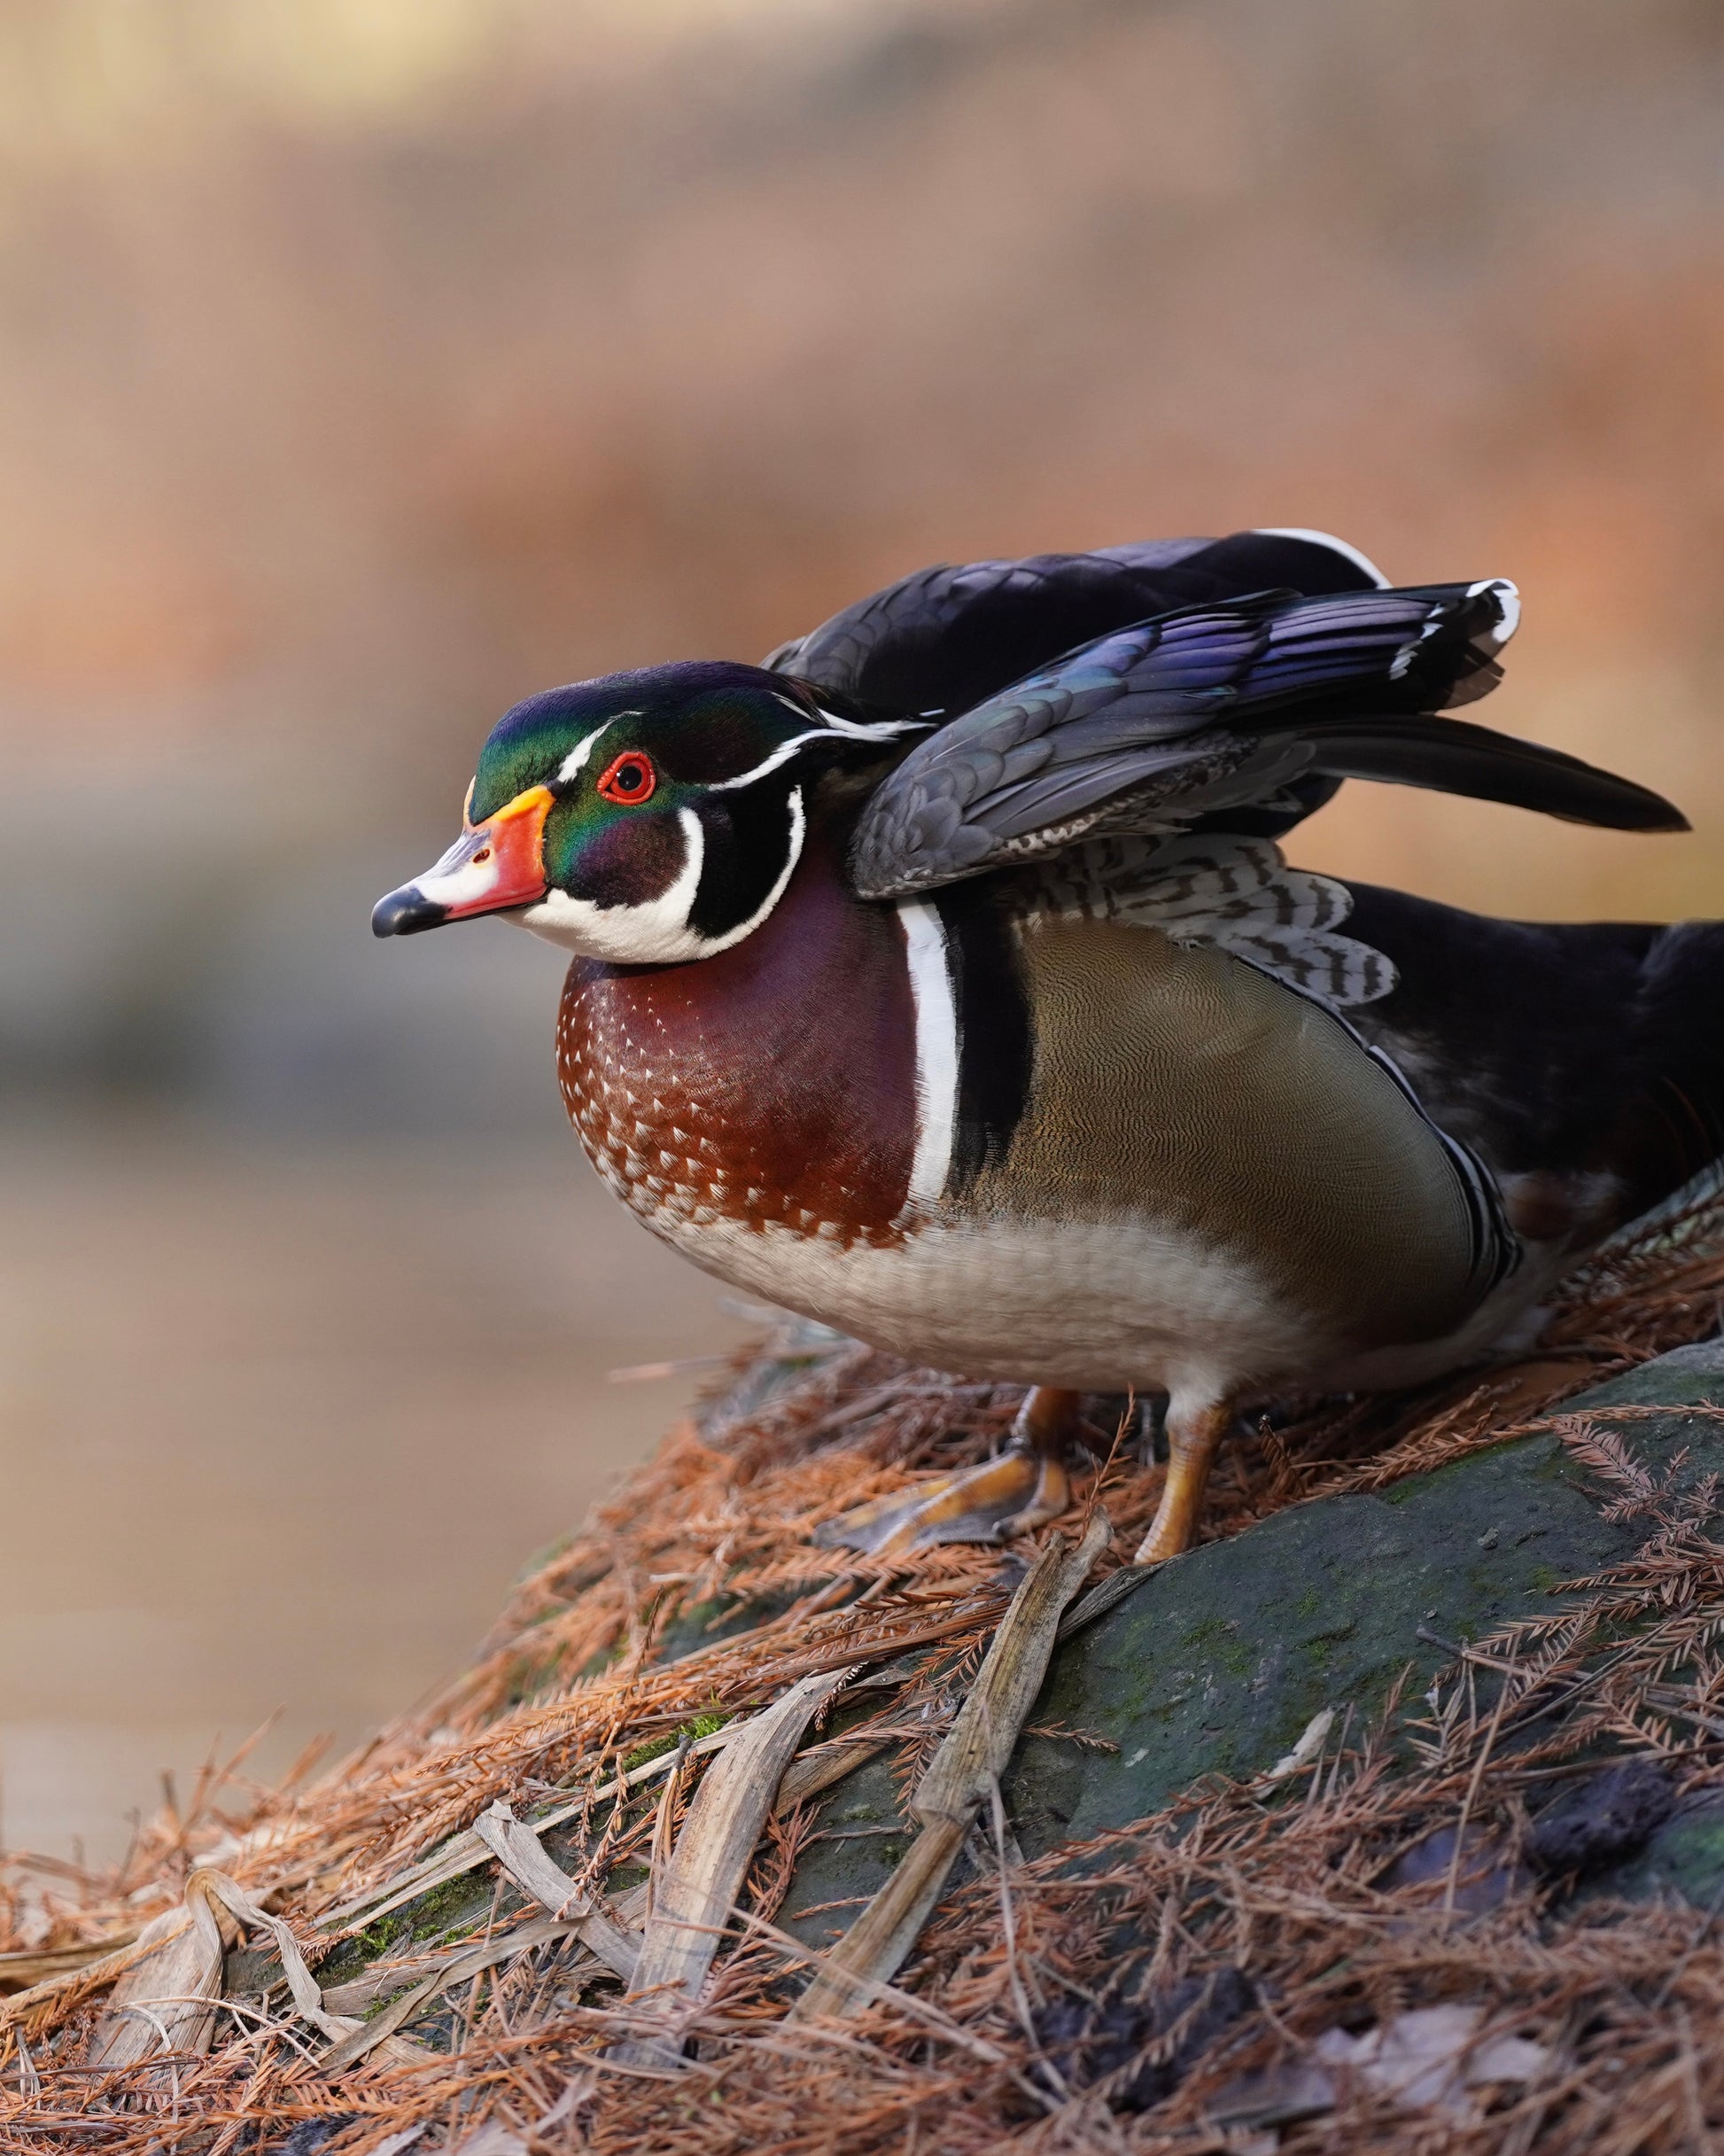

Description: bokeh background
[4,0,1723,1858]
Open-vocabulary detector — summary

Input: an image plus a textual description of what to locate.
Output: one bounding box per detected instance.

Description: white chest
[647,1204,1318,1401]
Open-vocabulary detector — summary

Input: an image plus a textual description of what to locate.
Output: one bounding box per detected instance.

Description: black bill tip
[371,884,449,938]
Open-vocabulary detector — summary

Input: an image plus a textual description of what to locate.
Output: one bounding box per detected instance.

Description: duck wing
[765,528,1387,722]
[847,581,1685,900]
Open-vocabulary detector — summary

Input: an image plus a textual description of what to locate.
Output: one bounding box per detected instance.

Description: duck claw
[815,1443,1070,1556]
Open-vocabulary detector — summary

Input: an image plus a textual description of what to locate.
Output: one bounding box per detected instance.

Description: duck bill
[371,784,555,938]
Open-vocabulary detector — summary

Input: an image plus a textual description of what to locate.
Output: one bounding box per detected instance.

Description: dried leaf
[87,1878,237,2068]
[794,1512,1109,2020]
[1315,2004,1552,2119]
[471,1802,641,1981]
[611,1665,855,2068]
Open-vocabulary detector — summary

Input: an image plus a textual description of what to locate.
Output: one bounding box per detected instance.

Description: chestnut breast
[556,842,918,1247]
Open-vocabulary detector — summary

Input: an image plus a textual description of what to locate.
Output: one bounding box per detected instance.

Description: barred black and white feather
[1014,834,1398,1008]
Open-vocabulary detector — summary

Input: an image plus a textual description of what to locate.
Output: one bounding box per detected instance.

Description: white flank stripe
[898,899,958,1213]
[1254,527,1391,589]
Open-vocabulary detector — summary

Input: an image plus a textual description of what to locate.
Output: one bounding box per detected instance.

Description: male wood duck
[373,531,1719,1567]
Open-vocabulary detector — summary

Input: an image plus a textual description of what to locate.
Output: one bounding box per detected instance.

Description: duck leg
[816,1385,1077,1555]
[1131,1395,1235,1563]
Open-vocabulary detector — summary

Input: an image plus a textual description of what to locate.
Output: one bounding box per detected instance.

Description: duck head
[372,661,920,963]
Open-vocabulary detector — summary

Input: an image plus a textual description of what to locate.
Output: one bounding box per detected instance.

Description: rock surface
[780,1338,1724,1946]
[273,1338,1724,2015]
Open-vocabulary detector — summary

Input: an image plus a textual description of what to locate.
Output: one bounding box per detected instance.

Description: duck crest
[555,834,920,1248]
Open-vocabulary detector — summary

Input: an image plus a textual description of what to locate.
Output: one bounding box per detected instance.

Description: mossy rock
[247,1341,1724,1998]
[779,1338,1724,1944]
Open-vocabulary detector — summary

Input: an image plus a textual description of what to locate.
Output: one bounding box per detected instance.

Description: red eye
[596,751,656,806]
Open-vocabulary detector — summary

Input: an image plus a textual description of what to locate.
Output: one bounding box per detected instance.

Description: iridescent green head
[371,662,919,961]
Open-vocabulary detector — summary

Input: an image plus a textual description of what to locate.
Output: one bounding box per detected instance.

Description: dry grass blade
[319,1913,579,2073]
[611,1666,855,2069]
[0,1937,136,1993]
[914,1511,1111,1827]
[87,1877,238,2067]
[323,1722,743,1934]
[201,1870,365,2045]
[471,1802,641,1981]
[12,1194,1724,2152]
[789,1814,973,2028]
[81,1869,431,2076]
[793,1511,1110,2021]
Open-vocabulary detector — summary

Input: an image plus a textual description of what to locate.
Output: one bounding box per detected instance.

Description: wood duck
[373,531,1716,1567]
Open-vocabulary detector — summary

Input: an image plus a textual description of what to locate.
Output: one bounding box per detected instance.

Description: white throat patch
[517,788,807,963]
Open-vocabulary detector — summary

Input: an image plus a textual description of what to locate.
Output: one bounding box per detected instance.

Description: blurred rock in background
[4,0,1723,1856]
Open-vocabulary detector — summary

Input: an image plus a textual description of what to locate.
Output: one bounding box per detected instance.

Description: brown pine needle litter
[5,1195,1724,2152]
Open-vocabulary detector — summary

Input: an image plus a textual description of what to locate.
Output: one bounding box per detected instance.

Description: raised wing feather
[850,580,1685,899]
[766,529,1386,721]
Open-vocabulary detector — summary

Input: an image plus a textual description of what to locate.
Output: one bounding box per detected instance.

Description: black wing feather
[766,530,1384,720]
[1302,717,1687,831]
[850,580,1685,899]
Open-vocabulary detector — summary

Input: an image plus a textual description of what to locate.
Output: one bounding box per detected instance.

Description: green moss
[321,1869,498,1990]
[353,1913,405,1961]
[362,1982,421,2022]
[621,1708,732,1774]
[407,1875,493,1943]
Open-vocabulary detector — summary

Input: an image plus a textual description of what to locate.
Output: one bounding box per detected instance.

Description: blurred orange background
[4,0,1722,1858]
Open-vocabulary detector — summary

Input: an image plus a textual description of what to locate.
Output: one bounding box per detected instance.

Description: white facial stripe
[700,782,806,954]
[556,717,635,783]
[1254,527,1391,589]
[516,789,808,964]
[819,710,927,738]
[709,712,927,794]
[771,691,922,742]
[898,899,958,1215]
[708,732,831,790]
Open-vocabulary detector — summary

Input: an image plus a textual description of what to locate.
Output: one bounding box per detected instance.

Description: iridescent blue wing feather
[848,580,1684,899]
